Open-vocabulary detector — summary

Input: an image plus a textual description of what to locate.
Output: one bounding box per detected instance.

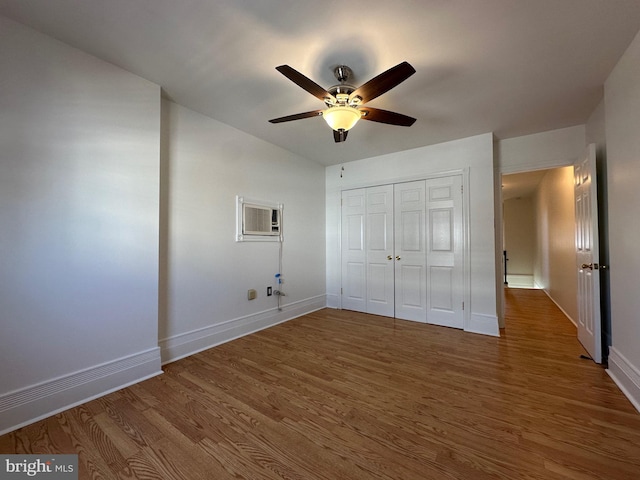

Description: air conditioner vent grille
[237,197,282,241]
[243,204,277,235]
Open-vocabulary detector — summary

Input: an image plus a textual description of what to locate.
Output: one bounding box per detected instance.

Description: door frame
[498,155,608,361]
[497,162,572,327]
[338,168,471,331]
[497,165,567,324]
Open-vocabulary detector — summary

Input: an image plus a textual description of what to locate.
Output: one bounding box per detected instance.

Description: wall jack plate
[248,289,257,300]
[267,287,272,297]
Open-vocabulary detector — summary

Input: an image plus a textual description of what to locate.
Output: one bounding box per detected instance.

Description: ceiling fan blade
[350,61,416,104]
[333,129,348,142]
[359,107,416,126]
[276,65,335,103]
[269,110,323,123]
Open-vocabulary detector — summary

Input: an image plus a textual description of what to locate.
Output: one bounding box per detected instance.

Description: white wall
[326,133,499,336]
[497,125,586,174]
[533,167,577,323]
[160,100,326,363]
[503,197,535,275]
[604,29,640,411]
[0,17,162,433]
[586,100,606,148]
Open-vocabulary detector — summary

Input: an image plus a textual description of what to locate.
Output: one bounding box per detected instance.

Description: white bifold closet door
[341,176,463,327]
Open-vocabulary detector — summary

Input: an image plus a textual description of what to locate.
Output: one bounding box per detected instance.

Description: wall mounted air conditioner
[236,196,283,242]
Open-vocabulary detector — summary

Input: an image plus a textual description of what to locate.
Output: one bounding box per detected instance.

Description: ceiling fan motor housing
[324,65,362,106]
[334,65,353,83]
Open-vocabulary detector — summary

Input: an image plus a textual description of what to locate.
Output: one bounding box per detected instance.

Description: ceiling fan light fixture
[270,62,416,141]
[323,105,361,131]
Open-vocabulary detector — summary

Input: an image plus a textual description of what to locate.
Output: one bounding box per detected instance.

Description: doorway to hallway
[501,167,576,304]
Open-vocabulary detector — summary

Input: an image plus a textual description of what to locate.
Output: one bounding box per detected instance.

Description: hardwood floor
[2,288,640,479]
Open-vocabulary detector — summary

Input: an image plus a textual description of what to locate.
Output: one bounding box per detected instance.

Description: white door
[425,176,464,328]
[394,181,427,322]
[366,185,395,316]
[574,144,602,363]
[341,189,366,313]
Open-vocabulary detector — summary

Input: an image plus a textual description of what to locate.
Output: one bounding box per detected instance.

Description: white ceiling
[502,169,551,201]
[1,0,640,166]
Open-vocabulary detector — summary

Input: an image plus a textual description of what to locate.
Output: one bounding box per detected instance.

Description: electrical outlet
[267,286,272,296]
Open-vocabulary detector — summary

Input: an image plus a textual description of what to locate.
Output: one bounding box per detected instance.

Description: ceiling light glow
[323,105,361,131]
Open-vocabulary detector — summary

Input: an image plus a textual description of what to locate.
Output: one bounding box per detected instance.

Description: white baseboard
[160,295,327,365]
[607,347,640,413]
[0,347,162,436]
[542,289,577,327]
[466,312,500,337]
[325,293,340,309]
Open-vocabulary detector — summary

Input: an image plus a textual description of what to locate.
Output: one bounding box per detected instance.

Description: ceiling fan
[269,61,417,142]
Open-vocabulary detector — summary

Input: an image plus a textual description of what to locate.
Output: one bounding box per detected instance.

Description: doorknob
[396,256,401,261]
[583,263,606,270]
[387,255,393,261]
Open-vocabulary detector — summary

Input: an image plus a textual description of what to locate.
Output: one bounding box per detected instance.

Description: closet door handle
[387,255,393,261]
[396,256,401,261]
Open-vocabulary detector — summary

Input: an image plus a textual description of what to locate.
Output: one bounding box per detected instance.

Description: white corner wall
[604,29,640,412]
[0,17,162,434]
[159,100,326,363]
[326,133,499,336]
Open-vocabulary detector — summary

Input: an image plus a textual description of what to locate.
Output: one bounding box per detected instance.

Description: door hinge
[341,287,343,295]
[461,185,464,195]
[462,301,465,310]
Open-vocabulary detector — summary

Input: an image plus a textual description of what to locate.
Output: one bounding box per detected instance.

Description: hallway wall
[534,167,578,323]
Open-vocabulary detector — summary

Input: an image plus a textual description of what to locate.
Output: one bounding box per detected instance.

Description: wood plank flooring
[2,288,640,479]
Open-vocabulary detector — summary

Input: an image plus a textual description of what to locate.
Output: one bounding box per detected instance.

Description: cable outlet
[267,286,272,296]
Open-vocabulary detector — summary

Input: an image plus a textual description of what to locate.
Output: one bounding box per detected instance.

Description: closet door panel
[426,176,464,328]
[394,181,427,322]
[366,185,395,317]
[341,189,366,312]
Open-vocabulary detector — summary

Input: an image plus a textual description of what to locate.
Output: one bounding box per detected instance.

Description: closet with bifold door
[341,175,464,328]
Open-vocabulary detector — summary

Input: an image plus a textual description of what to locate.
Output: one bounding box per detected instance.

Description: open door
[574,144,602,363]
